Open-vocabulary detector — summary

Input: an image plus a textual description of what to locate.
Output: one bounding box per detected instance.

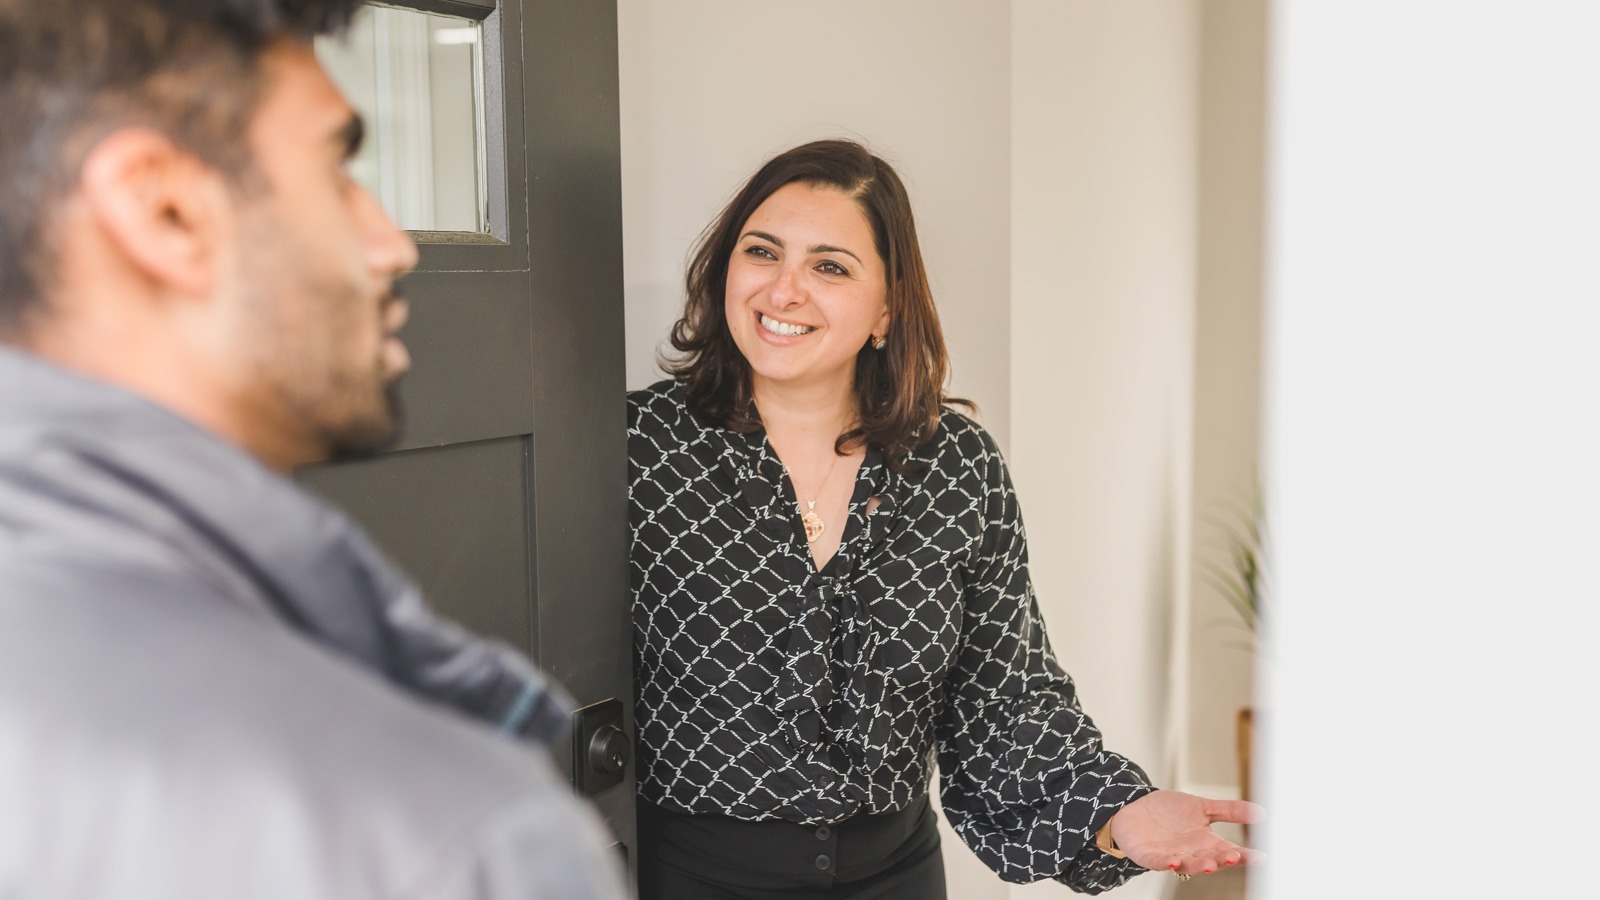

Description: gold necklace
[797,451,843,543]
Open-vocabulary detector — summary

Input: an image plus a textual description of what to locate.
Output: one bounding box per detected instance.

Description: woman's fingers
[1199,846,1267,870]
[1162,853,1219,876]
[1237,846,1267,866]
[1203,798,1265,825]
[1149,843,1266,877]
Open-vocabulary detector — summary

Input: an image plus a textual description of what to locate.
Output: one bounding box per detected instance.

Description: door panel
[297,438,534,653]
[301,0,633,883]
[388,271,535,450]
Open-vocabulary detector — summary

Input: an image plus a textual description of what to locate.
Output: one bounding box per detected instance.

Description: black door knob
[570,698,627,795]
[588,724,629,776]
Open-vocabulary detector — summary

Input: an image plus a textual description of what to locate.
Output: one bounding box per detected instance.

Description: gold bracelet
[1094,821,1127,859]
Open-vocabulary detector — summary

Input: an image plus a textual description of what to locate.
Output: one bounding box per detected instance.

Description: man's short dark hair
[0,0,363,335]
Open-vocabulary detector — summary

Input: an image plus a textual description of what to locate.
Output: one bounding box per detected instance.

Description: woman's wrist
[1094,815,1126,858]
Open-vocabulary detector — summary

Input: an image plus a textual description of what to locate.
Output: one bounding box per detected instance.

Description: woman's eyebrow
[741,230,783,247]
[810,243,863,265]
[739,231,864,266]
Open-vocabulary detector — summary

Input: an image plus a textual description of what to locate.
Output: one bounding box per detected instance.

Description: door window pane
[315,4,488,233]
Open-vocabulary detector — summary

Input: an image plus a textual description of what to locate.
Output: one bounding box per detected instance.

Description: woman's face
[724,182,890,399]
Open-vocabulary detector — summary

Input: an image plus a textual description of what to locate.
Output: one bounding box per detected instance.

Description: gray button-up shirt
[0,347,626,899]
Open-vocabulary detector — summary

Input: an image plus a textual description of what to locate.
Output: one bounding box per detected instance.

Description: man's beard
[324,378,404,462]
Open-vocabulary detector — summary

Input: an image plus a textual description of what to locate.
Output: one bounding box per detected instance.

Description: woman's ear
[77,128,229,299]
[874,306,891,342]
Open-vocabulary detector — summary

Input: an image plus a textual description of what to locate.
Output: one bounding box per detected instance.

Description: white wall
[1259,3,1600,898]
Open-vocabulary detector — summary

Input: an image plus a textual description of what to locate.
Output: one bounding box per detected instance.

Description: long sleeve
[934,432,1154,892]
[345,525,573,745]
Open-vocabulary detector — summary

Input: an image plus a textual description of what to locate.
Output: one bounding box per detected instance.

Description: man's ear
[77,128,230,298]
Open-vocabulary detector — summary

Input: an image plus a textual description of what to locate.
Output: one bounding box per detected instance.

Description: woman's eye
[817,260,849,277]
[744,245,777,260]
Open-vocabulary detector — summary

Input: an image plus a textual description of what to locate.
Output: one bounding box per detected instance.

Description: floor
[1170,866,1247,900]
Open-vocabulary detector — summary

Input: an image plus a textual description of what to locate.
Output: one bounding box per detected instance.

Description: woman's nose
[768,266,803,308]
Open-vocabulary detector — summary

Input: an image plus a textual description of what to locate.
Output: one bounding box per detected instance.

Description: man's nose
[362,189,419,276]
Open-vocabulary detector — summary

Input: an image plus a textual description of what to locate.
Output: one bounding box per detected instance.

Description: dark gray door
[296,0,633,880]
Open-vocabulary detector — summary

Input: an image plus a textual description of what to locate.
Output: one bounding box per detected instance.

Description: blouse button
[815,825,831,840]
[818,773,835,789]
[815,854,832,870]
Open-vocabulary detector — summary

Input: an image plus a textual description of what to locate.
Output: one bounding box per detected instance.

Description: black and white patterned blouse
[628,380,1155,890]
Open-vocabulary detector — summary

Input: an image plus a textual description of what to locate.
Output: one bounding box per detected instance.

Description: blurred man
[0,1,626,897]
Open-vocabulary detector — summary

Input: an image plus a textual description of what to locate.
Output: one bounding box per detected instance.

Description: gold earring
[871,335,888,351]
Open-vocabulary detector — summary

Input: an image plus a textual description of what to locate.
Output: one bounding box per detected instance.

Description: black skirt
[637,794,947,900]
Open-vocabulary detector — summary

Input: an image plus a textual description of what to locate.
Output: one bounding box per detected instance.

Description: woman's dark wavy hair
[665,139,969,474]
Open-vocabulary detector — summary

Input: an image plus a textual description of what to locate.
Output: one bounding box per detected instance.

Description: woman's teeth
[760,314,814,337]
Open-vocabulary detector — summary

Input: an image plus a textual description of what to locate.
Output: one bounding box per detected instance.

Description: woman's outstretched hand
[1108,790,1264,876]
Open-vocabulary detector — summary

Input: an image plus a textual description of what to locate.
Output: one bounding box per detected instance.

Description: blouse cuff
[1057,783,1159,894]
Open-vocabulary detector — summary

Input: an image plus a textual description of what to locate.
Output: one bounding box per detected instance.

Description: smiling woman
[723,183,890,402]
[627,140,1260,900]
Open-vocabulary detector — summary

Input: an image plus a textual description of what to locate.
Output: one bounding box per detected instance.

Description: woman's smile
[757,312,817,339]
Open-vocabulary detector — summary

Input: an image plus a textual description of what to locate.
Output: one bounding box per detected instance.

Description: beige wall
[1009,2,1197,898]
[1187,0,1267,797]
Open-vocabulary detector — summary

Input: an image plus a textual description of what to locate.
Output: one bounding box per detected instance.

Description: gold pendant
[802,502,825,542]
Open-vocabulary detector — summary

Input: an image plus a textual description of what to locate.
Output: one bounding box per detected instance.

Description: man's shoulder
[0,561,623,898]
